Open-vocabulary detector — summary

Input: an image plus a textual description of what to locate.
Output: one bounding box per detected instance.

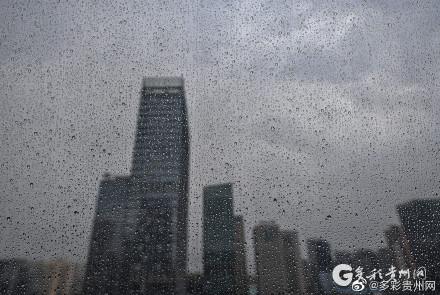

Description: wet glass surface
[1,1,440,294]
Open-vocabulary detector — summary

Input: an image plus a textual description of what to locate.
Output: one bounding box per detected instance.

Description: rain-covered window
[1,1,440,294]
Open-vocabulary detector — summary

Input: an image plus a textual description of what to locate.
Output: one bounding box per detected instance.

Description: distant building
[306,239,332,295]
[233,216,249,295]
[84,77,190,295]
[83,175,133,294]
[42,259,82,295]
[248,275,258,295]
[131,77,190,294]
[0,259,32,294]
[333,251,353,266]
[0,258,83,295]
[253,221,288,295]
[186,273,204,295]
[67,262,85,295]
[280,230,306,295]
[306,239,332,272]
[397,199,440,283]
[350,249,380,272]
[203,183,236,295]
[385,225,414,270]
[377,248,393,271]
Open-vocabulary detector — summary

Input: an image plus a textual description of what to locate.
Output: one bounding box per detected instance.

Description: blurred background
[1,0,440,294]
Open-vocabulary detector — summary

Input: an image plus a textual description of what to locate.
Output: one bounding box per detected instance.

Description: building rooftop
[142,76,184,88]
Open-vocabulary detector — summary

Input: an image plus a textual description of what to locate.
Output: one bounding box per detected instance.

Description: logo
[332,264,353,287]
[332,264,435,292]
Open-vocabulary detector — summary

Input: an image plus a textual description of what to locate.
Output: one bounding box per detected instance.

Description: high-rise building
[83,175,133,294]
[350,249,381,273]
[253,221,288,295]
[333,250,353,266]
[306,239,332,295]
[280,230,306,295]
[84,77,190,295]
[203,183,236,295]
[0,258,81,295]
[43,259,80,295]
[132,77,189,294]
[397,199,440,283]
[131,77,189,182]
[385,225,414,270]
[186,273,204,295]
[233,216,249,295]
[0,259,32,294]
[253,223,306,295]
[306,239,332,272]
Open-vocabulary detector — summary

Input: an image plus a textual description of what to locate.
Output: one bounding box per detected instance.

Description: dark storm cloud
[1,0,440,273]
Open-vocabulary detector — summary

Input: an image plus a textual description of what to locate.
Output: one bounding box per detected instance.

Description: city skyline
[1,193,436,294]
[2,71,439,275]
[2,0,440,283]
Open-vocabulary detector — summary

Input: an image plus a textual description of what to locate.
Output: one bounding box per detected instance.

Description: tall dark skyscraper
[131,77,189,182]
[253,222,306,295]
[83,175,132,294]
[306,239,332,273]
[233,216,249,295]
[253,221,288,295]
[385,225,414,270]
[203,183,236,295]
[397,199,440,284]
[132,77,190,295]
[306,239,332,295]
[83,77,190,295]
[280,230,305,295]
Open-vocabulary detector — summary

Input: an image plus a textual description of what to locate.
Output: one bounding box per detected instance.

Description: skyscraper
[83,175,133,294]
[384,225,414,270]
[306,239,332,295]
[131,77,190,295]
[84,77,190,295]
[253,223,306,295]
[306,239,332,272]
[0,259,32,294]
[131,77,189,182]
[253,221,288,295]
[203,183,236,295]
[233,216,249,295]
[280,230,306,295]
[397,199,440,284]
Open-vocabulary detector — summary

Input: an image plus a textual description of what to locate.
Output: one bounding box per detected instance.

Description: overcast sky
[1,0,440,273]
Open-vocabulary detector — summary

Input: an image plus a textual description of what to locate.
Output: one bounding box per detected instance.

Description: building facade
[253,221,289,295]
[280,230,305,295]
[84,77,190,295]
[203,183,236,295]
[385,224,414,270]
[306,239,332,295]
[233,216,249,295]
[397,199,440,284]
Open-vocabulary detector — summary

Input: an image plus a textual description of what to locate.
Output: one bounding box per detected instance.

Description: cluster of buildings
[1,77,440,294]
[81,77,440,294]
[0,259,83,294]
